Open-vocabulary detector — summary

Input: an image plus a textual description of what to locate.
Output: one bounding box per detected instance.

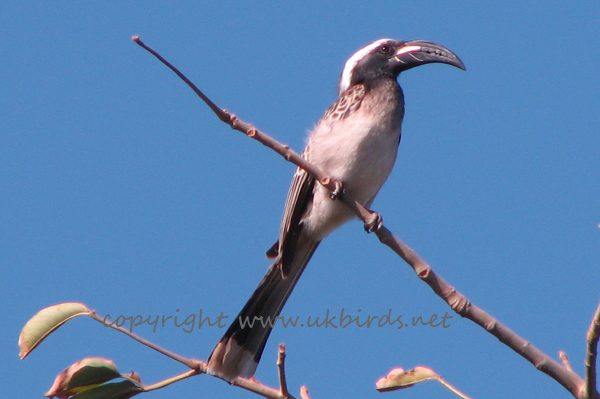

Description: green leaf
[70,380,142,399]
[45,357,122,398]
[18,302,91,359]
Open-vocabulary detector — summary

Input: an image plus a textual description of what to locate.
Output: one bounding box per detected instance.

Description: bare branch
[372,229,587,398]
[585,299,600,398]
[277,344,291,398]
[133,37,589,399]
[560,351,573,372]
[131,37,354,208]
[300,386,311,399]
[132,36,227,123]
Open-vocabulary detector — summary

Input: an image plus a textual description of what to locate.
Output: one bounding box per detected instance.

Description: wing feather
[268,84,366,275]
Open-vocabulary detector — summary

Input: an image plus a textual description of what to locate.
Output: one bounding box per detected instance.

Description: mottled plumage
[323,84,366,121]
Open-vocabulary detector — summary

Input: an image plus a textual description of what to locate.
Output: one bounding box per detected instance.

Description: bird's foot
[329,181,345,200]
[364,212,383,233]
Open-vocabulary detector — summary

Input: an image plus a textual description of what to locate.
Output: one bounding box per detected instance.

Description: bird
[207,38,465,380]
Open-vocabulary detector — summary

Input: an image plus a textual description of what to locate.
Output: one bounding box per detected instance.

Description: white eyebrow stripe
[338,38,393,94]
[395,45,422,56]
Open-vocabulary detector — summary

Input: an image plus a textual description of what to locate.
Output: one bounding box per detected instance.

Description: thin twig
[436,375,473,399]
[277,344,291,398]
[143,369,200,391]
[133,37,589,399]
[585,299,600,398]
[90,312,203,371]
[560,351,573,372]
[132,36,227,123]
[300,386,311,399]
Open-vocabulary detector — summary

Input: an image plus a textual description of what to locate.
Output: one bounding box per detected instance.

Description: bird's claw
[329,181,345,200]
[364,212,383,233]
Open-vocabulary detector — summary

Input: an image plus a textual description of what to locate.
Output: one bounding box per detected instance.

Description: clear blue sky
[2,2,599,398]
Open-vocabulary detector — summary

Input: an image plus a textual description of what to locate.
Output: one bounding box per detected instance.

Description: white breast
[301,93,402,240]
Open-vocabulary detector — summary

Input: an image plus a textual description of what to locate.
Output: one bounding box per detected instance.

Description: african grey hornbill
[207,38,465,380]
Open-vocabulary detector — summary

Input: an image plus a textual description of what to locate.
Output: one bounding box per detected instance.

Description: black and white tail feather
[207,38,465,380]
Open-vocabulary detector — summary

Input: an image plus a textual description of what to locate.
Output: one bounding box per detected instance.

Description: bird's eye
[379,45,393,55]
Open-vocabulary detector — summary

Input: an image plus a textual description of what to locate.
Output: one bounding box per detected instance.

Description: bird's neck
[363,79,405,124]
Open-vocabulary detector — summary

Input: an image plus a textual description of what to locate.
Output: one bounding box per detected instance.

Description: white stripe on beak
[395,45,422,56]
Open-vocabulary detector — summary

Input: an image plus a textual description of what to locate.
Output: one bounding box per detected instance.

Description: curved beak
[394,40,466,72]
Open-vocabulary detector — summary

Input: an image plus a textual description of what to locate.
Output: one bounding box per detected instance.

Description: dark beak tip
[451,54,467,71]
[439,49,466,71]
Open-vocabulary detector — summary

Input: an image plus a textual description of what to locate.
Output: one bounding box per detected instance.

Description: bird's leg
[329,180,345,201]
[364,211,383,233]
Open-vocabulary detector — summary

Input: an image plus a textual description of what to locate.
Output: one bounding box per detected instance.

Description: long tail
[207,235,320,380]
